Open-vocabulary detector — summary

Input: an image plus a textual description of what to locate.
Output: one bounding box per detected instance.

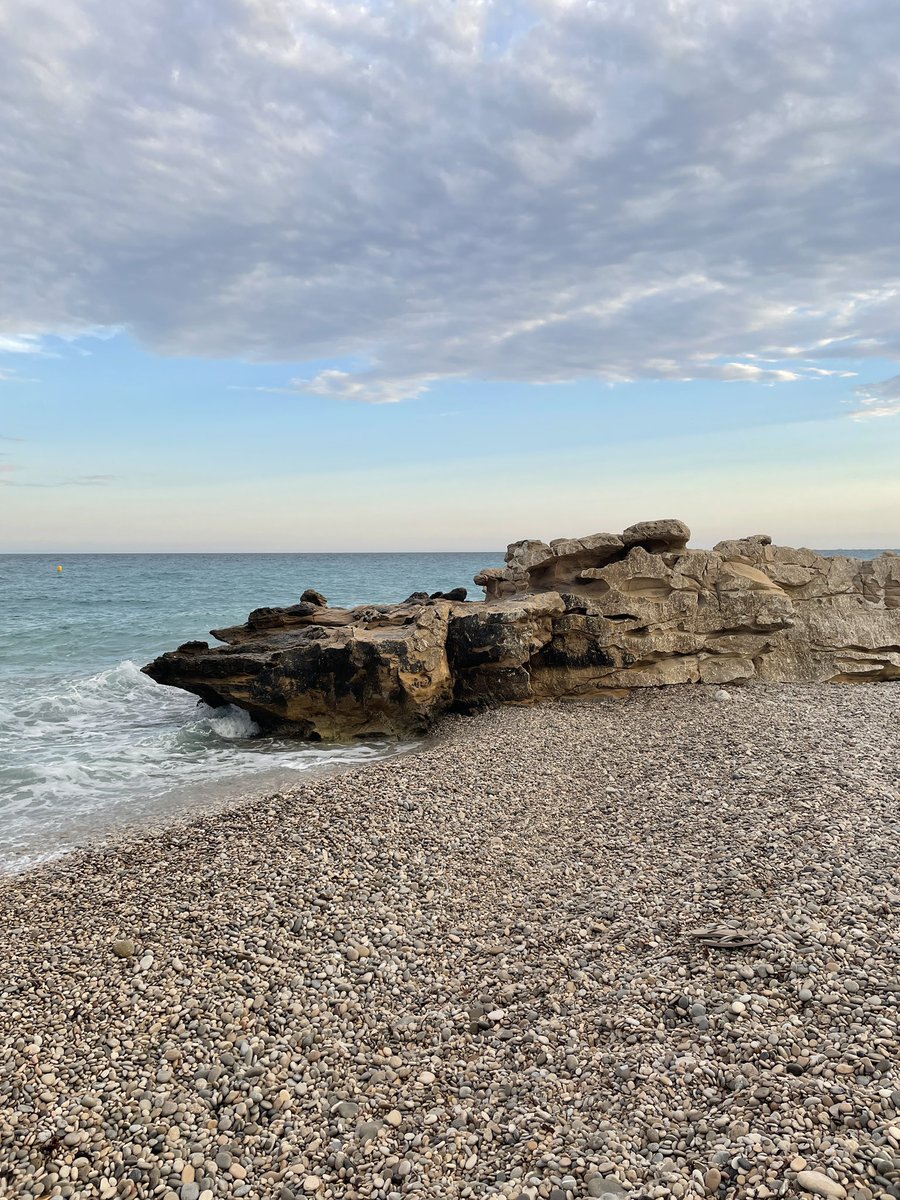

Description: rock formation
[144,521,900,739]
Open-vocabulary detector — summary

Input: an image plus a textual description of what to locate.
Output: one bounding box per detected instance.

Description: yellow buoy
[57,564,63,573]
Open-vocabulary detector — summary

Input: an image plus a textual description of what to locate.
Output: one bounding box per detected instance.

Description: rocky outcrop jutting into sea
[143,520,900,739]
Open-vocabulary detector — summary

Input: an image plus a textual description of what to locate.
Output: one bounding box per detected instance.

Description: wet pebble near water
[1,683,899,1199]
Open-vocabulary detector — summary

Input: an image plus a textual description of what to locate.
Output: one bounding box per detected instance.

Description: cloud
[0,334,47,354]
[0,434,26,442]
[300,368,439,404]
[1,473,117,487]
[228,372,437,402]
[850,375,900,420]
[2,0,900,400]
[0,367,39,383]
[803,367,859,378]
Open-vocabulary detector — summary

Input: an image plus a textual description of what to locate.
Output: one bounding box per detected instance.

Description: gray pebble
[1,686,896,1200]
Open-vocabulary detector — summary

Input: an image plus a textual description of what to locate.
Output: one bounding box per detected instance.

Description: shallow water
[0,552,492,872]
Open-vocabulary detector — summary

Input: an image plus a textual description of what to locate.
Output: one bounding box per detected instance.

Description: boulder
[143,520,900,739]
[147,601,455,740]
[713,533,772,557]
[472,565,527,600]
[448,593,564,707]
[621,518,691,552]
[505,539,554,573]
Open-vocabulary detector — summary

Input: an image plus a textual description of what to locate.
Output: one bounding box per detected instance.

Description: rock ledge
[143,520,900,738]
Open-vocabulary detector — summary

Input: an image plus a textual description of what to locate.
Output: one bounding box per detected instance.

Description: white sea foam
[201,704,260,739]
[0,657,409,873]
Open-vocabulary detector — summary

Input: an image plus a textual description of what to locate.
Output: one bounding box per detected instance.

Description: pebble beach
[1,685,898,1200]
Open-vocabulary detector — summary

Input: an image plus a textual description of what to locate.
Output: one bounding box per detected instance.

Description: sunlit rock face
[144,522,900,739]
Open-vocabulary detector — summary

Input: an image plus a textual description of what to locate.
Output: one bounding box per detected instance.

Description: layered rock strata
[144,521,900,738]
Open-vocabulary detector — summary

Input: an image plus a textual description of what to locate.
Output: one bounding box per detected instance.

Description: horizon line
[2,545,898,556]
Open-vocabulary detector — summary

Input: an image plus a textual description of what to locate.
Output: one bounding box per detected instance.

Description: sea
[0,548,894,874]
[0,553,493,874]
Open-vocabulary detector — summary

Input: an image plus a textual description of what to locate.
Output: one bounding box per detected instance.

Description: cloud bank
[852,376,900,420]
[1,0,900,403]
[0,473,117,488]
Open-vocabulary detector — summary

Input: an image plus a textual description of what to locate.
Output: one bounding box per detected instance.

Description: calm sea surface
[0,549,894,873]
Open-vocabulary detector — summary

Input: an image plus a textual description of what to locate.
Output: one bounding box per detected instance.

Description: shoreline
[1,684,898,1199]
[0,737,423,882]
[0,680,890,886]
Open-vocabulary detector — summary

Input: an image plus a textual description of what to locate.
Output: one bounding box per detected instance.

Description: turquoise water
[0,553,493,872]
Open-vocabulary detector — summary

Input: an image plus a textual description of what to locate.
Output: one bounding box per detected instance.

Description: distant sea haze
[821,550,899,557]
[0,548,895,874]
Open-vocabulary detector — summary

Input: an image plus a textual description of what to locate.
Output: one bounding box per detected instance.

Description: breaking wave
[0,659,407,872]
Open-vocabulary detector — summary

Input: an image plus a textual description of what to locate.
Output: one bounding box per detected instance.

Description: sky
[1,0,899,552]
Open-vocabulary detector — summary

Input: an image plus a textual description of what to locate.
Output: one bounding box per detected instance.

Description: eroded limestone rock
[621,518,691,552]
[148,598,456,740]
[144,520,900,739]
